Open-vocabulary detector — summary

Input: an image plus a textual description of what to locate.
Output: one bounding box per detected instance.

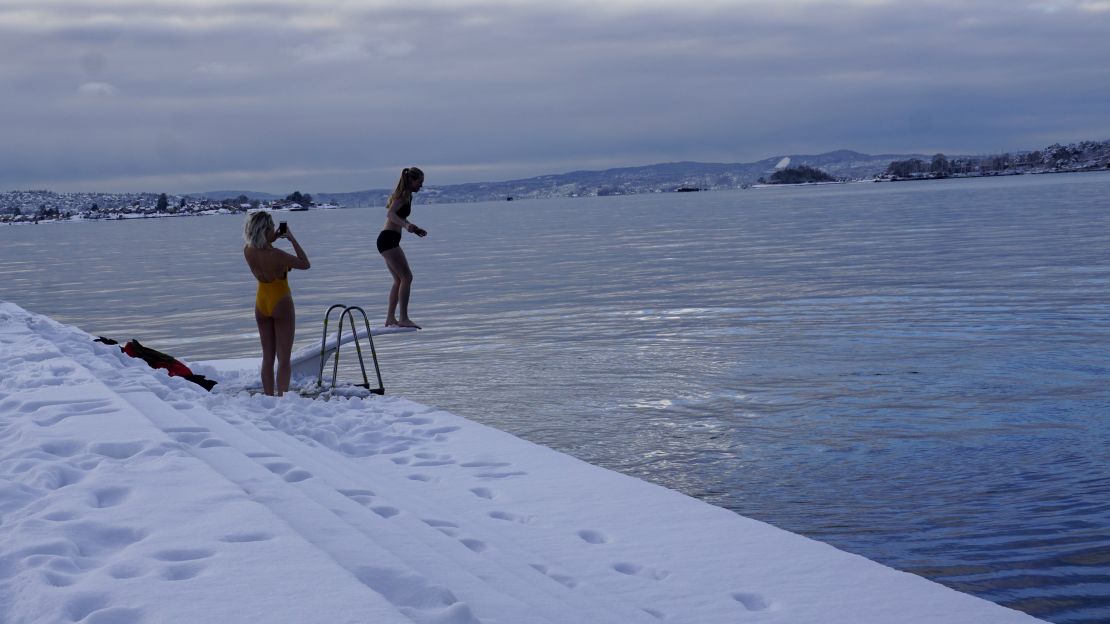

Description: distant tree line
[286,191,313,205]
[885,140,1110,180]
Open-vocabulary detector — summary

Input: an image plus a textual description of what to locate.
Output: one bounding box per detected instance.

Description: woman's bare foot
[385,318,399,327]
[397,319,422,329]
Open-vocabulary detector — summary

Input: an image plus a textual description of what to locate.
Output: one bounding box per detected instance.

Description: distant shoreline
[877,165,1110,184]
[0,204,346,227]
[4,165,1109,226]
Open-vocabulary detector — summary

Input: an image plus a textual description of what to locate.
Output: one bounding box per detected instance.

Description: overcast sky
[2,0,1109,193]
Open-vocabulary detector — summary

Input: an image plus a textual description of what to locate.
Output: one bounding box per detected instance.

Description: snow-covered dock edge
[0,300,1044,624]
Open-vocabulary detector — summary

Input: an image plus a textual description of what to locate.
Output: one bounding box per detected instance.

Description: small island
[760,165,838,185]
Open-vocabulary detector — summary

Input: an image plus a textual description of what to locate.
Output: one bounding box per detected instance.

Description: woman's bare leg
[255,307,276,395]
[272,296,296,396]
[382,247,419,328]
[383,257,402,327]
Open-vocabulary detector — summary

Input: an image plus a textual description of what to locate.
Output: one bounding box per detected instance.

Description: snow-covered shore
[0,301,1044,623]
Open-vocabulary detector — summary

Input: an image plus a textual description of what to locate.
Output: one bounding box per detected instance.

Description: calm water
[4,172,1110,622]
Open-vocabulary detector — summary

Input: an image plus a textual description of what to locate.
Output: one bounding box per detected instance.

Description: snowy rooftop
[0,301,1044,623]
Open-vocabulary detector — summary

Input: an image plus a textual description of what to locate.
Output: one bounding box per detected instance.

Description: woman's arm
[281,229,311,270]
[386,196,427,237]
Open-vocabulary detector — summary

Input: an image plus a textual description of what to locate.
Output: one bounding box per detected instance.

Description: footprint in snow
[261,461,314,483]
[107,563,145,579]
[422,519,459,536]
[338,489,376,506]
[421,426,460,438]
[39,465,87,490]
[89,486,131,509]
[577,530,608,545]
[612,562,670,581]
[33,400,117,427]
[475,471,527,479]
[283,469,313,483]
[58,523,148,560]
[469,487,495,500]
[39,440,85,457]
[161,562,204,581]
[413,454,456,467]
[219,531,274,543]
[89,441,146,460]
[166,428,226,449]
[459,538,487,553]
[732,592,771,611]
[372,506,400,519]
[530,563,578,588]
[262,461,295,475]
[460,461,511,468]
[489,510,531,524]
[151,548,214,562]
[42,570,77,587]
[82,607,144,623]
[407,474,432,482]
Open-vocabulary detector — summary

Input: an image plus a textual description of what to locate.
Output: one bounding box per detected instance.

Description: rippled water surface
[4,172,1110,622]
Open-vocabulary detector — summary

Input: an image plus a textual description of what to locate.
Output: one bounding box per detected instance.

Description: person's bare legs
[383,258,402,327]
[271,296,296,396]
[255,308,276,395]
[381,247,420,328]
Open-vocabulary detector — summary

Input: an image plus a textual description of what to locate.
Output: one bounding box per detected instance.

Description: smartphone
[276,222,287,236]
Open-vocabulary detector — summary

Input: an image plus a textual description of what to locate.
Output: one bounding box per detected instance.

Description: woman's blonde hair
[244,211,274,249]
[387,166,424,209]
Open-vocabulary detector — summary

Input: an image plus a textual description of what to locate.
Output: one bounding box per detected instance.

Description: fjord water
[4,172,1109,622]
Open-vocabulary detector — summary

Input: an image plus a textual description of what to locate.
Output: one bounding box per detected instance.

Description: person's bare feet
[385,318,399,327]
[397,318,422,329]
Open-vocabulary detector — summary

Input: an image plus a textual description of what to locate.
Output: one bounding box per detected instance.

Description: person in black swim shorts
[378,167,427,328]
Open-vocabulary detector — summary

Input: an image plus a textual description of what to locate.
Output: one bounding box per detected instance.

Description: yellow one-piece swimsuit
[255,276,291,317]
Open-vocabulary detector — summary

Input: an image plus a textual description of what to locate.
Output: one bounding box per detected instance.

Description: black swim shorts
[376,230,402,254]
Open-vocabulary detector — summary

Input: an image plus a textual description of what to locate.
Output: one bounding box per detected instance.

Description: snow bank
[0,301,1044,623]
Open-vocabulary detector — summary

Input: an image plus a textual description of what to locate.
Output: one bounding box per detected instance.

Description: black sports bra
[396,200,411,220]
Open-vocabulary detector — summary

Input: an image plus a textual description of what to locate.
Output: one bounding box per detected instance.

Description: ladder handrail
[317,304,386,395]
[316,304,349,387]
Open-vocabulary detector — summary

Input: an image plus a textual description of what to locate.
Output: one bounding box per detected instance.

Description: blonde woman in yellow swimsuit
[243,212,310,396]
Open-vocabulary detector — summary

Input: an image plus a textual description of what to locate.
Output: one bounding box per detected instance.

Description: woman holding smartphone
[243,212,310,396]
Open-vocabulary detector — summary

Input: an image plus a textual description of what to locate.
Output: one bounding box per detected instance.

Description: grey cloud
[1,1,1109,193]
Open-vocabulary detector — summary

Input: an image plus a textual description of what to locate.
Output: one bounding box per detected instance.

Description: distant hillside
[12,142,1105,220]
[313,149,929,206]
[218,140,1110,207]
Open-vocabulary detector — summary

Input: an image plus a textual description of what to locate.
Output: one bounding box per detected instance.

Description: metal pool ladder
[316,304,385,394]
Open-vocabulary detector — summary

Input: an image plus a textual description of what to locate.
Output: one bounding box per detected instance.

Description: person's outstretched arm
[281,227,311,270]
